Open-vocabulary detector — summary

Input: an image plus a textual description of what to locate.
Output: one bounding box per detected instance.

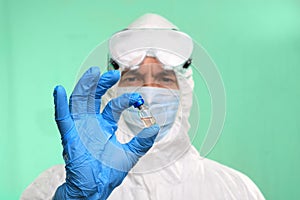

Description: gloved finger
[54,86,89,165]
[101,93,143,124]
[95,70,120,114]
[53,85,74,135]
[69,67,101,115]
[125,124,160,158]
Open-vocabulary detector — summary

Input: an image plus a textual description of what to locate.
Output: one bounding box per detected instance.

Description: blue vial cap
[133,98,144,108]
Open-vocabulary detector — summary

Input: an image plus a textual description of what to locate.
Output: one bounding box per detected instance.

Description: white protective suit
[21,14,265,200]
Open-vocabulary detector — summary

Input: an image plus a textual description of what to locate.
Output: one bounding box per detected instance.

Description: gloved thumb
[53,85,74,136]
[125,124,160,158]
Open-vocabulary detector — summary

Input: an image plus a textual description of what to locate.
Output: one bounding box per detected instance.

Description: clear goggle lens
[108,48,192,71]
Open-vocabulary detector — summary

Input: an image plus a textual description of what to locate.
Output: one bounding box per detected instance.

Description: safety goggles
[108,29,193,71]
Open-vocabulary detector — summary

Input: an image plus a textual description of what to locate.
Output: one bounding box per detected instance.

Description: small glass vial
[133,98,156,127]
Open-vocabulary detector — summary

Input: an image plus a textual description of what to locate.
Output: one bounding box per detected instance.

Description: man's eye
[119,74,144,87]
[123,77,137,82]
[162,78,173,82]
[125,77,137,82]
[160,77,176,83]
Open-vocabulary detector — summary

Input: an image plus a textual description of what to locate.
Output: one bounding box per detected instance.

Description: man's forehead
[140,56,161,65]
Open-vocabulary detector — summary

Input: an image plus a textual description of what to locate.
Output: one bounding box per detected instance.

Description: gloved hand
[52,67,159,200]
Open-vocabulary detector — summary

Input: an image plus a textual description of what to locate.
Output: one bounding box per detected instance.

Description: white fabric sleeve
[237,170,266,200]
[20,164,65,200]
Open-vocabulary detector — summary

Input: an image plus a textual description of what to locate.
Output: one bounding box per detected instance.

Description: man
[21,13,265,199]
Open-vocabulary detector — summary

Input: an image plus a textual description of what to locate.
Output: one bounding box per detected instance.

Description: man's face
[118,57,179,90]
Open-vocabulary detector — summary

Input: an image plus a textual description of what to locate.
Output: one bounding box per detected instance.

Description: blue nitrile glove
[52,67,159,200]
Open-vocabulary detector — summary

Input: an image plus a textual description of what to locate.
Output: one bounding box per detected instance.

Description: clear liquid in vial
[141,116,156,127]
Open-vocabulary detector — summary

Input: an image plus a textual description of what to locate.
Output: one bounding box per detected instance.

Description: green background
[1,0,299,199]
